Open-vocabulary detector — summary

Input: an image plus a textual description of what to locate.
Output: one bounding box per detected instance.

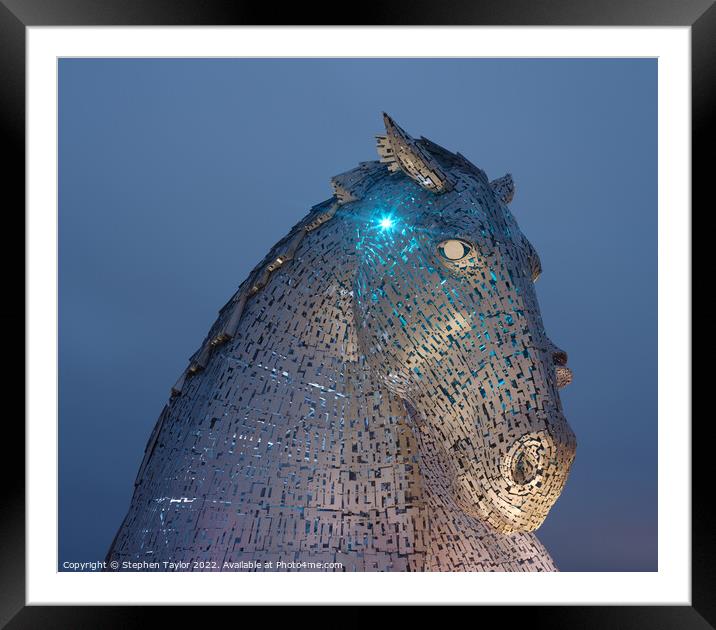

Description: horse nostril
[552,349,568,366]
[503,436,546,489]
[512,450,539,485]
[550,345,572,388]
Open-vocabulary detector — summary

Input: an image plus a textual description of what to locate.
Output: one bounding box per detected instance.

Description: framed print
[4,0,706,622]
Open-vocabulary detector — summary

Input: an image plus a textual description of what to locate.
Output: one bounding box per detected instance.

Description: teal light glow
[379,217,394,230]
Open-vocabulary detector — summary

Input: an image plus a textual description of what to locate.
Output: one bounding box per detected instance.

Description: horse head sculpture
[107,114,576,572]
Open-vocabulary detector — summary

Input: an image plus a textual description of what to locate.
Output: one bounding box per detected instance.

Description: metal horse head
[344,114,576,533]
[110,114,577,571]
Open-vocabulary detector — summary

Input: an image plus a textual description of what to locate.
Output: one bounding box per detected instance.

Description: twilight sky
[59,58,657,571]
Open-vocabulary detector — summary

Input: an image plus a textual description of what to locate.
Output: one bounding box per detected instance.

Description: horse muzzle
[455,423,576,534]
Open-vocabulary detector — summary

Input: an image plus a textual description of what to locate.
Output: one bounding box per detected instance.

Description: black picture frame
[3,0,705,622]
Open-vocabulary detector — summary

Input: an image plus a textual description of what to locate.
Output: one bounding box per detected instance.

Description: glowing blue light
[379,217,394,230]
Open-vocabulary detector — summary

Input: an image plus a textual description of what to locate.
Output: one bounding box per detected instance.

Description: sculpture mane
[107,114,576,572]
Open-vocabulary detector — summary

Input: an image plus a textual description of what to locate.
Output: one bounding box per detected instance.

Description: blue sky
[59,58,657,571]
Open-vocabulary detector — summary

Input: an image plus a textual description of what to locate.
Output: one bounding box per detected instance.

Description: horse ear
[331,161,390,204]
[490,173,515,204]
[376,113,454,193]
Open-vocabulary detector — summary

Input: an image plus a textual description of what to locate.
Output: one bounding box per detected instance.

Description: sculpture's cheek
[354,292,477,393]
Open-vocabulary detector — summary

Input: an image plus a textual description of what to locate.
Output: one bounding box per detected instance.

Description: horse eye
[438,239,474,262]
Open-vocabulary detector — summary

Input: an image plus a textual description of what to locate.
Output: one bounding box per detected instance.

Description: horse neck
[225,218,414,467]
